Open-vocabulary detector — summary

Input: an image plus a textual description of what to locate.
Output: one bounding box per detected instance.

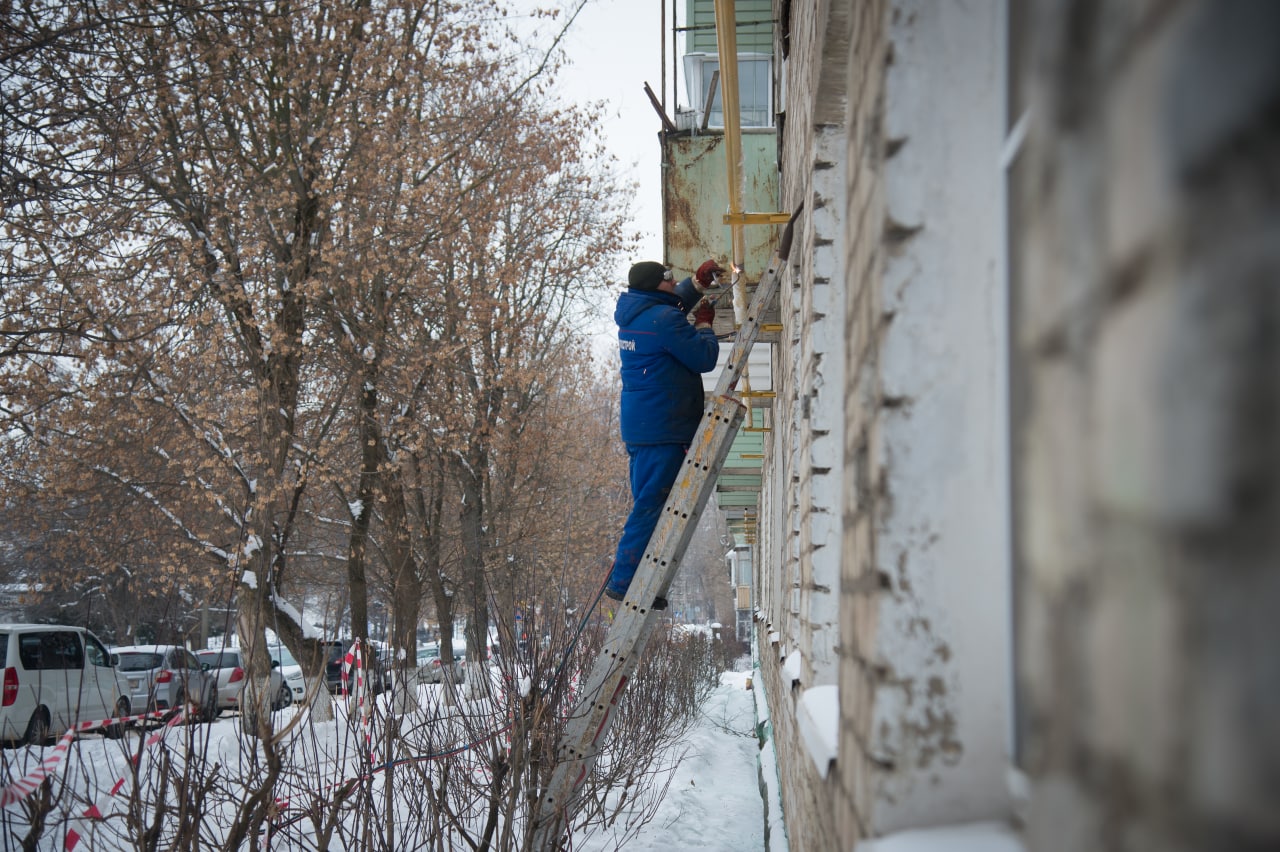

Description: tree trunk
[411,453,459,700]
[384,471,423,715]
[235,542,276,739]
[458,463,491,698]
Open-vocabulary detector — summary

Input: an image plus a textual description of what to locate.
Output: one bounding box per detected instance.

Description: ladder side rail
[627,396,746,609]
[712,248,784,397]
[532,397,745,847]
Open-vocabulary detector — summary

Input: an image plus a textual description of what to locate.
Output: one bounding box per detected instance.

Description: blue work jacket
[615,289,719,446]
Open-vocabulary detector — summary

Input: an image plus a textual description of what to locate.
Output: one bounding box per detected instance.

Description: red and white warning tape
[339,639,364,699]
[64,709,188,850]
[0,707,180,808]
[339,640,375,762]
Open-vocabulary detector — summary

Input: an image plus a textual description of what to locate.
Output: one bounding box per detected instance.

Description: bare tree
[0,2,723,846]
[3,0,618,700]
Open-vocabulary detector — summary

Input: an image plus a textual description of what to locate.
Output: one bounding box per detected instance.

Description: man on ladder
[604,258,727,609]
[534,211,797,850]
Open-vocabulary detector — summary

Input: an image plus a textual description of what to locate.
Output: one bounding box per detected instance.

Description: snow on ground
[1,665,1033,851]
[576,670,768,851]
[0,669,772,850]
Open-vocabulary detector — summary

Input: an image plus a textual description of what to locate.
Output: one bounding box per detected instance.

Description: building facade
[661,1,1280,849]
[764,1,1015,847]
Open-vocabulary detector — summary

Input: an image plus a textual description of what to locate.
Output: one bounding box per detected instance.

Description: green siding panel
[687,0,773,54]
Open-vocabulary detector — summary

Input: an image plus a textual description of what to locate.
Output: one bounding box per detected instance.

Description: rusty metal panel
[661,131,778,280]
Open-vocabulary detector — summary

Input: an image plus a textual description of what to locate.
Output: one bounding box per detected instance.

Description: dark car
[323,640,386,694]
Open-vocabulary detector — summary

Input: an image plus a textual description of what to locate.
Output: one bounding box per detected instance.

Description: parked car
[323,640,386,694]
[113,644,216,722]
[416,642,466,684]
[0,624,131,745]
[268,645,307,705]
[196,648,289,714]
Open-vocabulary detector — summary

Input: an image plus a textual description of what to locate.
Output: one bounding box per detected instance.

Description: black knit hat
[628,261,668,291]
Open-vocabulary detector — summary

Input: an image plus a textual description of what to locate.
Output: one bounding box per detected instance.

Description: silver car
[113,644,216,722]
[416,643,465,684]
[196,648,289,714]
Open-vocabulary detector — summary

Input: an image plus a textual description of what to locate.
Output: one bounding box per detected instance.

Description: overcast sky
[515,1,680,273]
[558,0,670,269]
[507,1,694,354]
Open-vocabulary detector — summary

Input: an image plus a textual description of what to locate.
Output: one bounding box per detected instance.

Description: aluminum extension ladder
[531,211,799,850]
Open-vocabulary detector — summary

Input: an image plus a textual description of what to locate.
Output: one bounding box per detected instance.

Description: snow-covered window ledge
[796,684,839,779]
[858,821,1025,852]
[782,648,803,685]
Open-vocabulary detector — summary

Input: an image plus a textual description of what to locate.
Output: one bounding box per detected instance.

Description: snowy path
[575,670,768,851]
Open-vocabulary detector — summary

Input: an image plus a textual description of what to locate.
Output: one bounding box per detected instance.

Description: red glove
[695,259,726,289]
[693,300,715,328]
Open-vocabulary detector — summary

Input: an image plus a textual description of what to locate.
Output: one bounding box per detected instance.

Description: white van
[0,624,131,745]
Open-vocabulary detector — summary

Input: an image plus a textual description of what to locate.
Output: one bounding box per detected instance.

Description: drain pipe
[712,0,748,333]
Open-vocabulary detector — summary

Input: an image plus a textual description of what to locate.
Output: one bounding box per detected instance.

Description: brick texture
[1011,1,1280,849]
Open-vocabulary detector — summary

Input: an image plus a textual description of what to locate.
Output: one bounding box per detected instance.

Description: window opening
[684,53,773,128]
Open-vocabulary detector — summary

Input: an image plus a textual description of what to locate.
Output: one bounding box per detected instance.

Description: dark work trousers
[606,443,688,596]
